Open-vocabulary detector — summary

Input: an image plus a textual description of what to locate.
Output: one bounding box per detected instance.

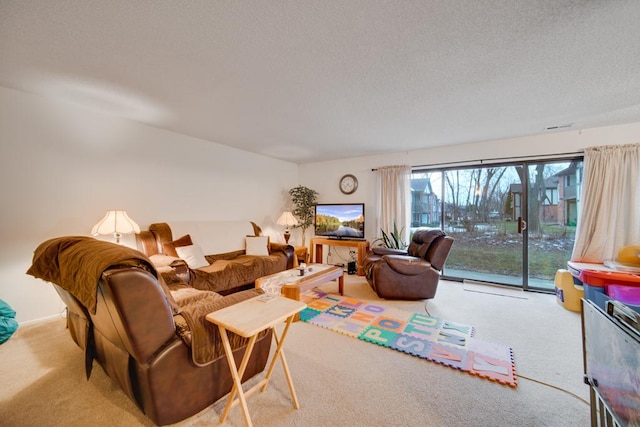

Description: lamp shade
[91,210,141,239]
[277,211,298,228]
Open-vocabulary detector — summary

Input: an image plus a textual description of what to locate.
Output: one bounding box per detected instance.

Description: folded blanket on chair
[26,236,155,314]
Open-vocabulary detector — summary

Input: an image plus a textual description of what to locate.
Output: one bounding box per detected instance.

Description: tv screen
[314,203,365,239]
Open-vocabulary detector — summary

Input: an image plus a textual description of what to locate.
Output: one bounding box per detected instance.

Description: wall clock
[339,174,358,194]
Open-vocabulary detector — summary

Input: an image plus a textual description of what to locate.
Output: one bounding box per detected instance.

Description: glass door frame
[414,155,583,292]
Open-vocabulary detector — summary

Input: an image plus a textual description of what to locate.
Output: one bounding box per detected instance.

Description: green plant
[373,222,407,249]
[288,185,318,246]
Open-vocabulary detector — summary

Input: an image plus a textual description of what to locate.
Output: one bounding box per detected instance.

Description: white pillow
[175,244,209,269]
[246,236,269,256]
[149,254,181,268]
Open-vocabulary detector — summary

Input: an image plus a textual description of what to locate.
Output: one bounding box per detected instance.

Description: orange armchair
[363,229,454,300]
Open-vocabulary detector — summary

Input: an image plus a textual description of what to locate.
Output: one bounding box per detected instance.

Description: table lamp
[277,211,298,244]
[91,210,141,244]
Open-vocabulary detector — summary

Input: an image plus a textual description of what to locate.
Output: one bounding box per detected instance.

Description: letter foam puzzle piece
[335,297,365,309]
[443,321,475,337]
[306,312,343,329]
[359,326,396,347]
[426,344,469,370]
[409,312,442,329]
[437,330,468,348]
[326,304,357,318]
[468,351,517,387]
[403,322,437,340]
[300,289,328,302]
[389,333,433,358]
[372,316,406,333]
[298,308,321,322]
[307,299,335,312]
[467,339,512,362]
[330,318,370,338]
[360,303,388,316]
[350,309,378,323]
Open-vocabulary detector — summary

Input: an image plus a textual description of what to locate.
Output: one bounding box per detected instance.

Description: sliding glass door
[525,161,582,290]
[410,157,582,291]
[441,165,524,286]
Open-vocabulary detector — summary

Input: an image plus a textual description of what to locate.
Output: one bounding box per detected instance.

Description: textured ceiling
[1,1,640,163]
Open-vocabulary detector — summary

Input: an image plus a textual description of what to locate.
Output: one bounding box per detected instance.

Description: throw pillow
[163,234,193,257]
[175,244,209,269]
[245,236,269,256]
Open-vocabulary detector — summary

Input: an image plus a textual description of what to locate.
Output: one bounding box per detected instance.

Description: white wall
[0,86,297,323]
[299,122,640,254]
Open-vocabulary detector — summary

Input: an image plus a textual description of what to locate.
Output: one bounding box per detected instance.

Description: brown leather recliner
[27,237,272,426]
[363,228,454,300]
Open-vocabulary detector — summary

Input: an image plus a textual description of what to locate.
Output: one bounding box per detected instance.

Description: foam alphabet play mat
[299,290,517,387]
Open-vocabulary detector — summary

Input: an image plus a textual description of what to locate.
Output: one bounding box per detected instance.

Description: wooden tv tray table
[256,263,344,302]
[206,295,306,427]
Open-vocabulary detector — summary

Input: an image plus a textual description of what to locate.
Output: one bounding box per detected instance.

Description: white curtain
[375,165,411,244]
[571,143,640,262]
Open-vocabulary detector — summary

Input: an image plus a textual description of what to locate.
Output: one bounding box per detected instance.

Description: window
[544,188,558,205]
[410,157,583,291]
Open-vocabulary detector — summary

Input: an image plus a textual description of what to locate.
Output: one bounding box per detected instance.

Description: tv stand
[328,236,365,241]
[310,237,370,276]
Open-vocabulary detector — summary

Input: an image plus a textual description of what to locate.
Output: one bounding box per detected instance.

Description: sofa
[137,222,295,295]
[26,236,273,426]
[363,228,454,300]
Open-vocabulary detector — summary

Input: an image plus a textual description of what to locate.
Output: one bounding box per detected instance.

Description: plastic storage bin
[579,269,640,313]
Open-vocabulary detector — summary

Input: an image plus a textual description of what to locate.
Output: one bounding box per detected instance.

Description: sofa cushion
[176,244,209,269]
[245,236,269,256]
[163,234,193,257]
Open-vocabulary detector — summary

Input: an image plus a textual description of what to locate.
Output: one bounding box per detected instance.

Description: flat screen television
[314,203,365,239]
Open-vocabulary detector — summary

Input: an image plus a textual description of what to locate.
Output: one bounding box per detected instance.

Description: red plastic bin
[579,269,640,288]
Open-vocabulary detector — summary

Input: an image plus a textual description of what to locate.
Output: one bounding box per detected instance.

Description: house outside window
[410,172,442,228]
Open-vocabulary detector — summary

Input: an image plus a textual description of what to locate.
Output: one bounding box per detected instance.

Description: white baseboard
[19,313,64,327]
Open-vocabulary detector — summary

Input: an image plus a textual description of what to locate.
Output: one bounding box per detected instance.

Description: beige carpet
[0,276,590,426]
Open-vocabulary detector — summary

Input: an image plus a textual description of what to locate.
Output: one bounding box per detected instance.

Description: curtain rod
[371,150,584,171]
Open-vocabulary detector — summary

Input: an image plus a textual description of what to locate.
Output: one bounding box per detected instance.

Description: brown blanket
[191,253,288,294]
[175,287,267,366]
[26,236,155,314]
[164,272,267,365]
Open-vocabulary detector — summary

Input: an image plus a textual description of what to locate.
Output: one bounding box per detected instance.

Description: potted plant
[373,222,408,249]
[289,185,318,247]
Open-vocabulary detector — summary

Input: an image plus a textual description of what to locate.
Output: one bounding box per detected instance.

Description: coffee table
[256,264,344,301]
